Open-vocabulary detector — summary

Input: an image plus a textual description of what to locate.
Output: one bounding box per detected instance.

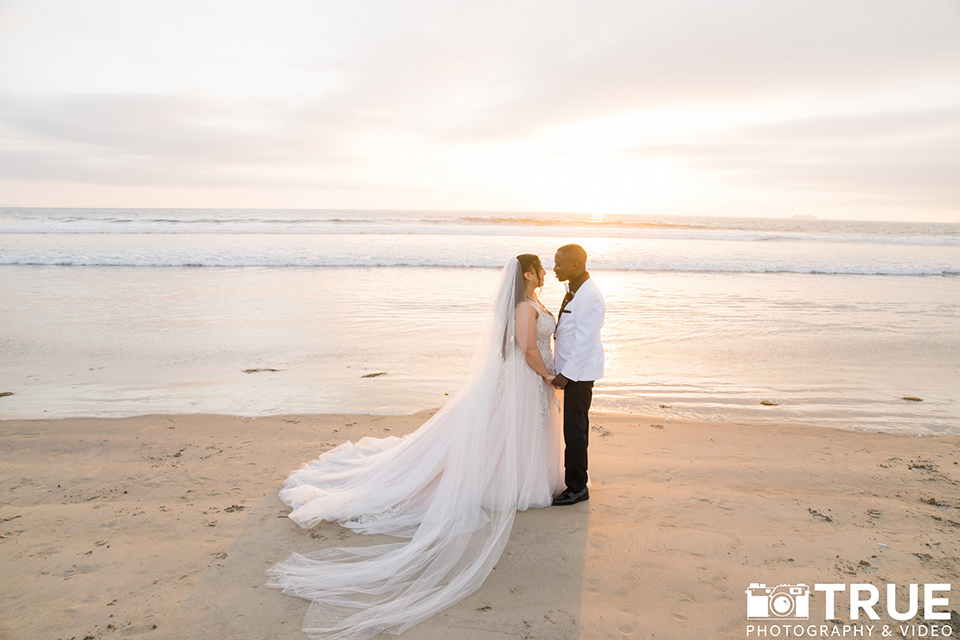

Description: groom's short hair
[558,244,587,264]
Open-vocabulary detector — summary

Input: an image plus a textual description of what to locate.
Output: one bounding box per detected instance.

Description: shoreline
[2,411,958,639]
[2,408,956,436]
[2,409,956,440]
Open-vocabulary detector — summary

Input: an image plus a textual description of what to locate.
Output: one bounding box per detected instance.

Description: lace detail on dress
[533,301,556,376]
[342,499,411,531]
[530,301,559,440]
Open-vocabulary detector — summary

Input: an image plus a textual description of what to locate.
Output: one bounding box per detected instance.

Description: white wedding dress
[266,259,564,640]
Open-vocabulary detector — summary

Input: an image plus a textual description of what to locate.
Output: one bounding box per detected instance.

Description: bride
[266,254,564,639]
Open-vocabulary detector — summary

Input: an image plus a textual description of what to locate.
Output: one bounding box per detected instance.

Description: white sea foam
[1,208,958,245]
[1,254,956,276]
[1,209,958,277]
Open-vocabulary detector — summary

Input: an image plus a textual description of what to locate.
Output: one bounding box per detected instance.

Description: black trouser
[563,380,594,493]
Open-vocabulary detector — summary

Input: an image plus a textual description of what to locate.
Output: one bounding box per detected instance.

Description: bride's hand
[544,374,556,385]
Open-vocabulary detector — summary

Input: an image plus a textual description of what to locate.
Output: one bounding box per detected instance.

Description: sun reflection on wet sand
[1,263,956,434]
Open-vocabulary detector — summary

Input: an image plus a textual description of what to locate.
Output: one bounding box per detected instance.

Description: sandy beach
[2,411,958,640]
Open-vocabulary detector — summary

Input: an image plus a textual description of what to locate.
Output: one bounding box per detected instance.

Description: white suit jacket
[554,277,605,382]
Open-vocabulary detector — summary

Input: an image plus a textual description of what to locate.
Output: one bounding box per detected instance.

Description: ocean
[1,208,958,434]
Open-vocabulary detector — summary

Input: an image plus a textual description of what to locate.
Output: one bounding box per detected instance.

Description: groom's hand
[552,373,569,389]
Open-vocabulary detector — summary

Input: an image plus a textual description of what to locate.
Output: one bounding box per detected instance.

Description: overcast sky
[1,1,958,221]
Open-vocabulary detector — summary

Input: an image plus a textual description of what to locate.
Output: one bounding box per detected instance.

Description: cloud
[626,103,960,209]
[0,90,396,190]
[436,0,960,142]
[0,92,351,163]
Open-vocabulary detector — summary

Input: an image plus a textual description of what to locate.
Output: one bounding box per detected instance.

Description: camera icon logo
[745,583,811,620]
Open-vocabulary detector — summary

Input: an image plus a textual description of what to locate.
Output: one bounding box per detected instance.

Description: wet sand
[1,411,958,639]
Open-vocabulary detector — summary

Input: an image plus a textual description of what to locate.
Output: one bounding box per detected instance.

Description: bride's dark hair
[513,253,542,307]
[516,254,542,278]
[515,253,542,298]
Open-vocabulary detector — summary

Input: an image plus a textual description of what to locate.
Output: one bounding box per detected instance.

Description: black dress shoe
[552,487,589,506]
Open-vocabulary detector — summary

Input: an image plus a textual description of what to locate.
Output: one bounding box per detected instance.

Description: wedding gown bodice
[532,301,557,376]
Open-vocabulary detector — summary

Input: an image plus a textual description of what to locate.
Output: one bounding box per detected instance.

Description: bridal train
[266,258,562,639]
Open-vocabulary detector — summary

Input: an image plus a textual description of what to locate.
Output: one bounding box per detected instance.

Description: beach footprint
[670,593,697,624]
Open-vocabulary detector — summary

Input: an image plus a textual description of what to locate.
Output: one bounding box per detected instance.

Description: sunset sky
[1,1,958,222]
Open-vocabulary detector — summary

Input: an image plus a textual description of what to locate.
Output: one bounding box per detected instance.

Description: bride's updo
[516,254,542,277]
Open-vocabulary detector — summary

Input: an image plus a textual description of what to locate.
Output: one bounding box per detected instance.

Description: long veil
[266,258,557,639]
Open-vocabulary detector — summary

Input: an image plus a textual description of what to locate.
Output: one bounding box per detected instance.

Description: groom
[551,244,605,506]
